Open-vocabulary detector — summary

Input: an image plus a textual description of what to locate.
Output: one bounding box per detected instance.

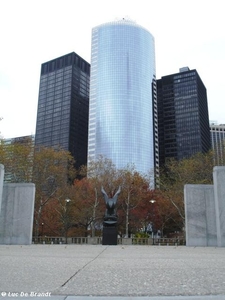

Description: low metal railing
[32,236,185,246]
[153,238,186,246]
[32,237,64,244]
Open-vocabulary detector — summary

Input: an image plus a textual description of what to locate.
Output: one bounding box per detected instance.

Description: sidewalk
[0,245,225,299]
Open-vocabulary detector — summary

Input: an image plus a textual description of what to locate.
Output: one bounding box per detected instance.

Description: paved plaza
[0,244,225,300]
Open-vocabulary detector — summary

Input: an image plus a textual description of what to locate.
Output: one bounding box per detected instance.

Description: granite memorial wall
[0,164,35,245]
[185,166,225,247]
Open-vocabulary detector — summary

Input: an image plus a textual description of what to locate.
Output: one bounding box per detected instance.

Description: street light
[41,223,44,236]
[149,200,156,245]
[65,199,71,244]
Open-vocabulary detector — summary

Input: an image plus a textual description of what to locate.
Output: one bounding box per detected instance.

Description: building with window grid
[87,19,158,184]
[157,67,211,167]
[210,122,225,165]
[35,52,90,169]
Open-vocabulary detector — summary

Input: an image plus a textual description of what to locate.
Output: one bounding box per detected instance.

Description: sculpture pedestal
[102,226,117,245]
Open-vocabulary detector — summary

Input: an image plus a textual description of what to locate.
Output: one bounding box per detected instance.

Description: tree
[0,136,34,182]
[159,151,215,231]
[69,178,103,236]
[129,189,154,234]
[84,155,119,191]
[0,117,3,138]
[118,165,150,237]
[84,159,153,238]
[81,155,120,236]
[32,146,76,238]
[53,186,78,242]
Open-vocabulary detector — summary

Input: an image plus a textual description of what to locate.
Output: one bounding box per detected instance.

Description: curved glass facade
[88,19,156,178]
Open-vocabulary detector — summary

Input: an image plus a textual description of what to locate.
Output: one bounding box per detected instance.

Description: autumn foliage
[1,139,221,238]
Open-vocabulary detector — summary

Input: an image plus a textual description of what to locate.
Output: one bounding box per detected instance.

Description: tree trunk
[34,205,43,239]
[125,193,130,237]
[91,188,99,237]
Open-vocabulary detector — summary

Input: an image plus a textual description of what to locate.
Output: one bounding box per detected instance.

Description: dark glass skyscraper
[35,52,90,169]
[157,67,211,167]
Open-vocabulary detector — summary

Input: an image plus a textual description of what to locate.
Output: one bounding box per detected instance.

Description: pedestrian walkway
[0,245,225,299]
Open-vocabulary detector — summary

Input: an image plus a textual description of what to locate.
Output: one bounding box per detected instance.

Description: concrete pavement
[0,244,225,300]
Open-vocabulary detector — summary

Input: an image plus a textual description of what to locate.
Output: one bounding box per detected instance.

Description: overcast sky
[0,0,224,138]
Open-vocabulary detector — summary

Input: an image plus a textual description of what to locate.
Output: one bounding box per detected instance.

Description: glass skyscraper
[88,19,158,180]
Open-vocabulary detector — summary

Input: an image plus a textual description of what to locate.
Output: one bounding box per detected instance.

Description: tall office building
[157,67,211,167]
[35,52,90,169]
[210,122,225,165]
[88,19,158,182]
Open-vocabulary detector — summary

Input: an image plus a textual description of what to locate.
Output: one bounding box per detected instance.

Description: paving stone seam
[59,246,108,288]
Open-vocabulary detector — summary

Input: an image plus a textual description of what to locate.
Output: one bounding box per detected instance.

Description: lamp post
[65,199,71,244]
[150,199,156,245]
[41,223,44,236]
